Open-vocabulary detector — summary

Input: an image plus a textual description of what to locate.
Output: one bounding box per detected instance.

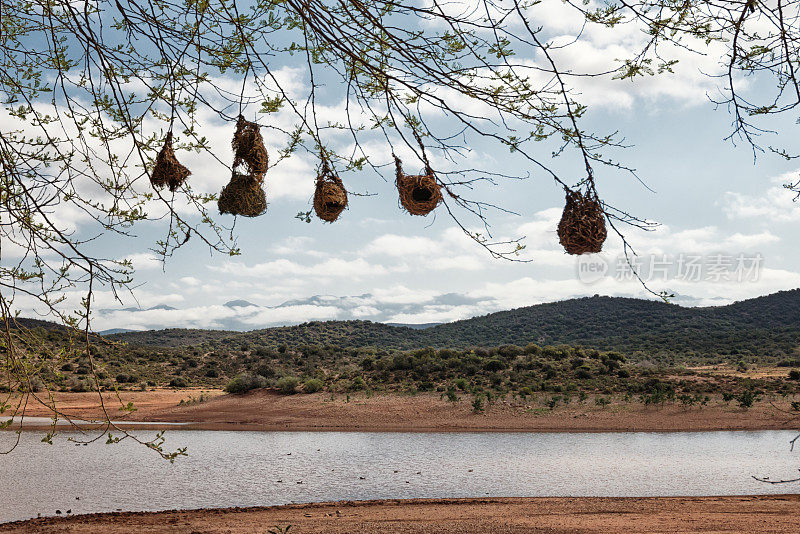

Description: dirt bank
[10,389,800,433]
[3,495,799,533]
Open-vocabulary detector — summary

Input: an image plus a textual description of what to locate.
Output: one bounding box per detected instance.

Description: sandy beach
[11,388,800,433]
[2,495,799,533]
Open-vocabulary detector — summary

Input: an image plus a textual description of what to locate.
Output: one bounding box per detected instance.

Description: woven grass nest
[218,172,267,217]
[313,170,348,223]
[557,189,607,255]
[232,115,268,178]
[394,155,442,216]
[150,132,190,192]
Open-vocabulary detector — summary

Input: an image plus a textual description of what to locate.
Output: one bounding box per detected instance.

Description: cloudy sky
[14,0,800,331]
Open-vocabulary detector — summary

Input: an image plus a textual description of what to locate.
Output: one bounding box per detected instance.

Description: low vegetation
[4,321,799,415]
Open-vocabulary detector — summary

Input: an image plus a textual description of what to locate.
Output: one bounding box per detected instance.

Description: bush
[303,378,324,393]
[484,359,505,372]
[255,364,275,378]
[169,377,189,388]
[453,378,468,390]
[224,373,266,394]
[789,370,800,380]
[67,377,87,392]
[349,376,366,391]
[472,394,485,413]
[737,389,758,409]
[277,376,299,394]
[575,367,593,380]
[445,387,459,403]
[21,377,44,393]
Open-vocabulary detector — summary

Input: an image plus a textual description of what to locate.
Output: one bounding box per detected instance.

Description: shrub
[789,370,800,380]
[453,378,468,390]
[169,377,189,388]
[418,381,435,392]
[737,389,758,409]
[575,367,593,380]
[445,387,459,403]
[255,364,275,378]
[349,376,366,391]
[472,394,485,413]
[224,373,266,394]
[617,369,630,379]
[303,378,324,393]
[21,377,44,393]
[277,376,299,394]
[67,377,87,392]
[484,359,505,372]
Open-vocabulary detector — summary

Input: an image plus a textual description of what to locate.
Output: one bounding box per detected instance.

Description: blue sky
[12,0,800,331]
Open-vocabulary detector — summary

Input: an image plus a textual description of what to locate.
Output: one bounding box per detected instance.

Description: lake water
[2,429,800,523]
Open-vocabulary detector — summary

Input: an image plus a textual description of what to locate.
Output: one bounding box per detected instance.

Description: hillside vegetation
[5,291,800,409]
[110,290,800,362]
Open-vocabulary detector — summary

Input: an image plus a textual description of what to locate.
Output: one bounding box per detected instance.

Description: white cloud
[239,305,342,326]
[124,253,162,271]
[363,234,440,257]
[210,257,390,278]
[723,171,800,223]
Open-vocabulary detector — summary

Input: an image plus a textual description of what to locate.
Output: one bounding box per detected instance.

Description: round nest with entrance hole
[313,174,348,223]
[394,156,442,216]
[232,115,269,177]
[557,189,607,254]
[218,172,267,217]
[150,132,191,192]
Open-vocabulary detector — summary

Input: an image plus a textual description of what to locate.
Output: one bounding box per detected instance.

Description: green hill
[109,289,800,362]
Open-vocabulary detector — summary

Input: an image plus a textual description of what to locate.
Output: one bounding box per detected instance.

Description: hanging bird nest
[218,172,267,217]
[394,155,442,216]
[150,132,191,192]
[232,115,269,178]
[313,163,348,223]
[557,189,607,254]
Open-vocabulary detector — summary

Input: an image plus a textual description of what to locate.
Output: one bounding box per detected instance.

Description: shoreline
[3,495,800,533]
[7,389,800,433]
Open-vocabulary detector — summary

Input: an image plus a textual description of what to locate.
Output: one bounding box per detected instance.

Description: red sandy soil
[2,496,799,533]
[11,389,800,432]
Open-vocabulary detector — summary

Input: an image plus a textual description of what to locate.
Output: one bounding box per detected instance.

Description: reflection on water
[1,429,799,523]
[5,416,193,427]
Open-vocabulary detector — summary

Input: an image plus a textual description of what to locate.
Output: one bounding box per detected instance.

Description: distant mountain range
[106,289,800,360]
[93,292,476,332]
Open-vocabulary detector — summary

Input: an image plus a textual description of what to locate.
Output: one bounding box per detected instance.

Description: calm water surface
[1,429,799,523]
